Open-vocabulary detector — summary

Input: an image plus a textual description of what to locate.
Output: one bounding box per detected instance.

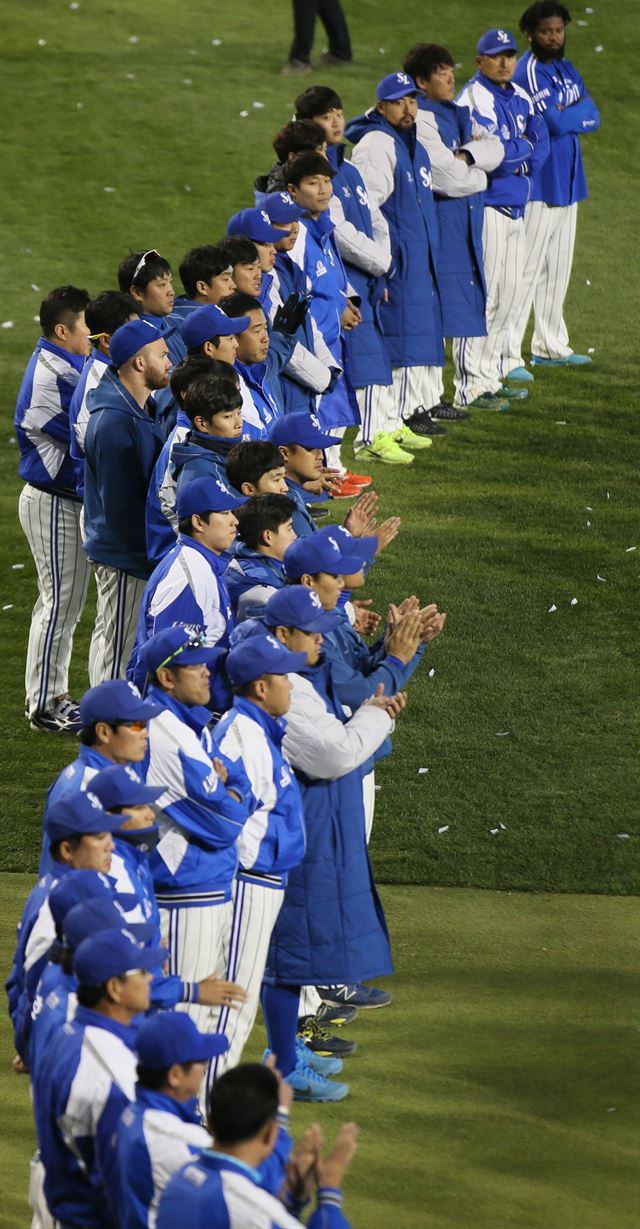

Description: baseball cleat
[530,353,592,366]
[431,401,472,421]
[315,1002,358,1027]
[285,1058,349,1102]
[316,983,392,1009]
[360,431,414,464]
[30,696,83,733]
[391,423,434,450]
[341,468,373,487]
[461,392,510,412]
[329,477,363,498]
[500,384,529,399]
[402,407,446,436]
[298,1017,358,1058]
[505,366,534,382]
[308,505,330,522]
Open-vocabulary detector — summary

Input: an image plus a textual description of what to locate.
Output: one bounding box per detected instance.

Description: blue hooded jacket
[84,368,164,578]
[14,338,84,500]
[345,108,444,368]
[273,252,321,414]
[68,348,110,497]
[514,52,599,205]
[225,544,287,621]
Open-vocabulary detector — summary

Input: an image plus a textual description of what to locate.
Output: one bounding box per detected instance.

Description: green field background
[0,0,638,892]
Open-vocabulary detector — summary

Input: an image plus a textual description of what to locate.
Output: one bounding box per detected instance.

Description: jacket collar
[78,744,114,770]
[135,1085,204,1124]
[475,70,516,98]
[148,682,212,737]
[199,1150,263,1184]
[38,337,86,374]
[187,431,239,458]
[231,695,287,746]
[176,534,231,577]
[73,1005,138,1047]
[96,367,155,419]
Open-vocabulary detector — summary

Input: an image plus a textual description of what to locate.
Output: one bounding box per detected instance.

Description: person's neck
[47,335,77,356]
[92,1001,137,1026]
[243,694,275,717]
[212,1140,266,1169]
[256,543,281,560]
[191,533,223,556]
[118,369,153,409]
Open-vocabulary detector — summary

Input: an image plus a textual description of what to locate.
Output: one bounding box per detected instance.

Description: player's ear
[240,482,257,497]
[299,572,313,589]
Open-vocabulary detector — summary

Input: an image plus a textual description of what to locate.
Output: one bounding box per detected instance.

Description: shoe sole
[361,453,413,465]
[319,995,392,1009]
[293,1086,350,1102]
[304,1043,358,1057]
[530,357,591,367]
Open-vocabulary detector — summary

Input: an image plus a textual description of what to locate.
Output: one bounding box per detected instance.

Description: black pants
[289,0,352,63]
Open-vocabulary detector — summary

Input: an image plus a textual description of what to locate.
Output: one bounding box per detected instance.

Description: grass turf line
[0,1,638,890]
[1,879,639,1229]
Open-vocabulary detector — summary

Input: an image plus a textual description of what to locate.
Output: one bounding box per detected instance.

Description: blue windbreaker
[514,52,599,205]
[455,72,550,217]
[68,348,110,497]
[225,545,287,620]
[83,368,164,578]
[14,338,84,499]
[29,960,76,1080]
[236,360,283,439]
[285,478,319,538]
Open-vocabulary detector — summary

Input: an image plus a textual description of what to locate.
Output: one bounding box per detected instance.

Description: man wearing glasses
[118,248,186,368]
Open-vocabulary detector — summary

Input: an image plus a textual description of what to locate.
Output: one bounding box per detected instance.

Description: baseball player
[455,30,550,408]
[83,318,168,686]
[33,928,165,1229]
[505,1,600,373]
[226,494,297,620]
[137,627,254,1034]
[118,249,186,368]
[14,285,91,732]
[225,439,289,498]
[174,244,237,319]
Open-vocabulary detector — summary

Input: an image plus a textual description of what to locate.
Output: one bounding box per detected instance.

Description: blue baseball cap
[137,628,226,676]
[268,411,336,449]
[228,618,265,648]
[79,679,163,727]
[109,318,162,368]
[476,28,518,55]
[283,529,373,580]
[265,586,341,632]
[181,304,251,350]
[89,765,165,812]
[376,71,417,101]
[176,475,246,519]
[46,790,126,844]
[63,899,155,950]
[261,193,304,224]
[227,207,283,244]
[49,871,137,931]
[136,1011,229,1067]
[73,927,166,986]
[226,632,307,686]
[319,524,378,569]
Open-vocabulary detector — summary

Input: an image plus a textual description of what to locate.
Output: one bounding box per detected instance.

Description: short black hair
[85,290,140,338]
[286,152,335,189]
[218,291,262,318]
[273,119,327,163]
[403,43,455,82]
[49,834,83,863]
[117,250,172,293]
[178,509,213,537]
[169,354,221,400]
[136,1061,196,1091]
[183,372,243,425]
[207,1063,279,1145]
[179,245,234,299]
[236,493,296,549]
[39,286,91,339]
[295,86,343,120]
[225,441,285,492]
[520,1,571,33]
[220,236,260,268]
[76,982,110,1008]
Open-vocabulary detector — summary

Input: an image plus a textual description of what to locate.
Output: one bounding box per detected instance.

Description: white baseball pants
[502,201,578,371]
[18,485,90,718]
[452,209,525,404]
[393,365,444,417]
[160,900,233,1034]
[28,1152,53,1229]
[207,875,285,1086]
[354,384,401,449]
[88,564,145,686]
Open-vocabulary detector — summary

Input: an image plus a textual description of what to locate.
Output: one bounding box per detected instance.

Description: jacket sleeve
[525,110,550,172]
[349,132,397,211]
[415,109,491,196]
[283,676,393,780]
[89,413,155,548]
[542,94,600,135]
[307,1190,352,1229]
[329,195,391,276]
[147,716,250,849]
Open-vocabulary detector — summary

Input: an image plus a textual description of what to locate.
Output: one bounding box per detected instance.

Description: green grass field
[1,880,639,1229]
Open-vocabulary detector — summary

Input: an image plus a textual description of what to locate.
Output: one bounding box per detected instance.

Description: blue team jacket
[141,312,187,368]
[6,868,68,1056]
[146,429,236,567]
[69,348,110,497]
[345,109,444,368]
[84,368,164,578]
[285,478,318,538]
[225,545,287,620]
[456,72,550,217]
[29,959,75,1080]
[274,251,320,414]
[14,338,84,500]
[514,52,599,205]
[213,696,306,877]
[114,1088,209,1229]
[419,98,487,338]
[266,658,393,986]
[236,359,282,438]
[157,1150,349,1229]
[34,1006,138,1229]
[327,143,392,390]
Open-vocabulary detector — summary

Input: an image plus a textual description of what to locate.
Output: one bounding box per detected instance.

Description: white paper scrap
[239,110,249,118]
[596,575,606,582]
[555,420,567,425]
[103,186,115,193]
[31,283,40,291]
[594,44,603,52]
[616,834,630,841]
[496,731,510,736]
[587,521,591,528]
[570,597,578,605]
[38,39,47,46]
[1,321,14,329]
[625,546,637,552]
[438,826,449,835]
[587,347,595,353]
[128,35,139,43]
[428,667,435,678]
[548,604,557,612]
[252,101,265,109]
[2,605,14,611]
[212,38,222,46]
[489,828,500,835]
[11,564,25,570]
[418,768,429,775]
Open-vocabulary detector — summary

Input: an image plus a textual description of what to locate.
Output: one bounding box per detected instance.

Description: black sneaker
[30,696,82,733]
[315,1002,357,1027]
[308,504,330,522]
[298,1017,358,1057]
[431,400,471,421]
[403,408,447,436]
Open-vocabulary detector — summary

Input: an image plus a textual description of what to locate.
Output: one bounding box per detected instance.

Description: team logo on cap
[309,591,322,609]
[127,682,142,698]
[327,536,340,553]
[497,29,509,42]
[86,791,101,810]
[124,766,142,783]
[280,192,293,203]
[261,210,270,223]
[396,72,412,86]
[215,478,231,495]
[266,634,280,650]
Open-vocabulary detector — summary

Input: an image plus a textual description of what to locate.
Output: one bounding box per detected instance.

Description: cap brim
[295,431,337,449]
[118,784,165,806]
[379,89,417,101]
[269,648,308,674]
[188,1033,230,1060]
[135,944,167,973]
[220,314,251,335]
[174,644,228,667]
[299,610,343,633]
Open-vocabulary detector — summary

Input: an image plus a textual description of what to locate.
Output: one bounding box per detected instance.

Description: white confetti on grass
[555,420,567,425]
[594,44,603,52]
[548,604,557,612]
[126,73,136,80]
[586,521,592,528]
[489,828,500,835]
[577,19,588,25]
[499,823,507,830]
[69,1,80,9]
[495,731,510,736]
[374,784,381,791]
[11,564,25,570]
[437,825,449,835]
[585,506,593,511]
[128,35,139,44]
[252,101,265,109]
[31,283,40,291]
[625,546,637,552]
[596,575,607,582]
[211,38,222,46]
[418,768,429,775]
[570,597,578,606]
[103,186,115,193]
[1,321,14,329]
[587,347,595,353]
[2,605,14,611]
[428,667,435,678]
[76,102,84,109]
[184,184,191,192]
[585,278,592,285]
[239,110,249,118]
[606,491,610,499]
[378,47,386,54]
[585,6,594,11]
[616,834,630,841]
[38,39,47,46]
[33,315,40,322]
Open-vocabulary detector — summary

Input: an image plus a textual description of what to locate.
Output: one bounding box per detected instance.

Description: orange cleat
[342,468,372,487]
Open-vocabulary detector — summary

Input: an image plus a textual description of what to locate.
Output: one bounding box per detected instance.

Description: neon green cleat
[391,423,434,451]
[361,430,414,465]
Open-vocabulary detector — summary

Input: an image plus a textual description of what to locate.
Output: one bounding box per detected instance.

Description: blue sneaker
[531,354,592,366]
[295,1039,344,1075]
[316,983,392,1010]
[285,1057,349,1102]
[501,384,529,399]
[506,366,534,382]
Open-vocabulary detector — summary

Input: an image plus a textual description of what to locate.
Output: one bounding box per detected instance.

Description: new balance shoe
[391,423,433,451]
[294,1039,344,1075]
[285,1057,349,1102]
[361,431,413,465]
[506,366,534,382]
[431,401,471,421]
[461,392,510,412]
[315,1002,358,1027]
[342,468,372,487]
[298,1017,358,1058]
[501,384,528,400]
[402,408,446,436]
[531,353,592,366]
[316,983,392,1009]
[30,696,82,734]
